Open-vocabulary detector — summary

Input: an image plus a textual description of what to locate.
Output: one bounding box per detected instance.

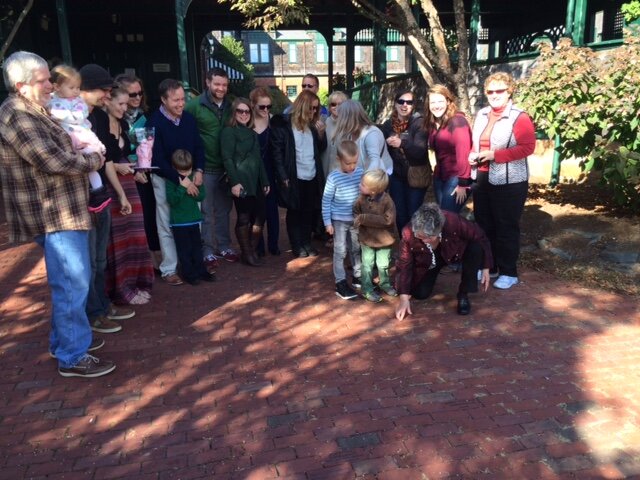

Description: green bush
[518,33,640,209]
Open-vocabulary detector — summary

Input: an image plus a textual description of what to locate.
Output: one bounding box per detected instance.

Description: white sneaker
[493,275,519,289]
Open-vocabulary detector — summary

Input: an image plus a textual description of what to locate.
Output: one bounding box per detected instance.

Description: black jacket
[270,114,327,209]
[380,113,429,180]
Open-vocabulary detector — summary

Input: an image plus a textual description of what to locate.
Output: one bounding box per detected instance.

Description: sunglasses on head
[302,83,316,89]
[257,104,272,111]
[396,99,414,106]
[486,89,508,95]
[128,91,143,98]
[236,108,251,115]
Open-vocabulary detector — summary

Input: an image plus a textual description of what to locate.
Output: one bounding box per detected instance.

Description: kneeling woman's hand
[395,294,412,321]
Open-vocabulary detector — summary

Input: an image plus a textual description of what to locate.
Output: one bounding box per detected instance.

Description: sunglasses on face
[396,99,414,106]
[257,104,272,111]
[330,102,342,107]
[128,91,143,98]
[236,108,251,115]
[486,89,508,95]
[302,83,316,89]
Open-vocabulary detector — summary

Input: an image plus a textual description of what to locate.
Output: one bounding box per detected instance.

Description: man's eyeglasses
[236,108,251,115]
[128,91,143,98]
[257,104,272,111]
[302,83,316,89]
[396,99,414,106]
[486,89,507,95]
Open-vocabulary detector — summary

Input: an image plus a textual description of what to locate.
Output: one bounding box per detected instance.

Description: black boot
[235,225,261,266]
[251,226,266,264]
[457,292,471,315]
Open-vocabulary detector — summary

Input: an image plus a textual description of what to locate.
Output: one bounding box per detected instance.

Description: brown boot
[235,225,261,266]
[251,225,266,264]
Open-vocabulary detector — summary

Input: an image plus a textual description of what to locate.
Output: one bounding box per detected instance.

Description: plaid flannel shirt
[0,94,102,243]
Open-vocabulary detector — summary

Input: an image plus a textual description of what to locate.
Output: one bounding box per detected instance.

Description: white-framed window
[249,43,270,63]
[316,43,328,63]
[286,85,297,97]
[387,46,399,62]
[288,43,297,63]
[355,46,362,63]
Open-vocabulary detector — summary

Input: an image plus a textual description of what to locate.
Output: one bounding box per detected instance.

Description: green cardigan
[166,173,206,225]
[220,124,269,197]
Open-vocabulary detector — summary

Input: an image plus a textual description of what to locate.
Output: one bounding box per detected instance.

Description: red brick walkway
[1,214,639,479]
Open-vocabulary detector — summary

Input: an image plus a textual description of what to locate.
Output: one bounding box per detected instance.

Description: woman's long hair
[290,90,320,131]
[114,73,148,113]
[423,84,459,133]
[331,99,373,144]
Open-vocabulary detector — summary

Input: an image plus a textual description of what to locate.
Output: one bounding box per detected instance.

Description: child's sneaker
[363,291,383,303]
[380,286,398,297]
[335,280,357,300]
[351,277,361,289]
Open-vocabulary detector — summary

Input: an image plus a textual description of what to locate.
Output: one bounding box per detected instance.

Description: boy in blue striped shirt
[322,140,364,300]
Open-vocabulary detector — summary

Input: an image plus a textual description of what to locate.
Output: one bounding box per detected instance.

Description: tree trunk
[0,0,34,62]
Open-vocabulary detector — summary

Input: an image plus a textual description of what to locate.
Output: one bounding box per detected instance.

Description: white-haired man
[0,51,115,378]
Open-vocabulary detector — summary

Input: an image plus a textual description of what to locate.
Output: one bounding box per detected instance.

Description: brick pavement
[1,213,639,479]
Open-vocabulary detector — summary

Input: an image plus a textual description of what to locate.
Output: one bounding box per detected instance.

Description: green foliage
[217,0,309,30]
[621,1,640,22]
[216,36,255,98]
[518,34,640,210]
[317,88,328,106]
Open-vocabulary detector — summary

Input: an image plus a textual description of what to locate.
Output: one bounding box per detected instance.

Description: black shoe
[200,272,216,282]
[269,247,281,255]
[294,248,308,258]
[335,280,357,300]
[186,278,201,285]
[304,245,319,257]
[351,277,361,289]
[457,293,471,315]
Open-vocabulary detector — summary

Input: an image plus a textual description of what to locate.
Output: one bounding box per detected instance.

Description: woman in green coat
[220,98,270,266]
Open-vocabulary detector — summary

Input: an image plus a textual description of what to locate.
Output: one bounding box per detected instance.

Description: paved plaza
[0,211,639,480]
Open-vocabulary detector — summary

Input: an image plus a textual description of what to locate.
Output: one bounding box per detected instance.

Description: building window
[316,43,328,63]
[249,43,269,63]
[288,43,297,63]
[286,85,297,97]
[354,46,362,63]
[387,46,399,62]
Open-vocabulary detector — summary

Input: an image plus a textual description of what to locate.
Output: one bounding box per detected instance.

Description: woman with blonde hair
[321,90,348,176]
[332,99,392,174]
[423,84,472,214]
[270,90,327,257]
[470,72,536,289]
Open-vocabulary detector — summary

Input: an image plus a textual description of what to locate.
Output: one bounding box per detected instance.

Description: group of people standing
[0,48,534,379]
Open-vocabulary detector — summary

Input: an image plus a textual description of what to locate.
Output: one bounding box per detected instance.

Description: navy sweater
[146,109,205,184]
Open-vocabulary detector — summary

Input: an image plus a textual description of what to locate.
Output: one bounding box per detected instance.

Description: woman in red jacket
[470,72,536,290]
[395,203,492,319]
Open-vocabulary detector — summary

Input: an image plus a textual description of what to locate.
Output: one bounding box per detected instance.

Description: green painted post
[469,0,480,63]
[550,135,562,186]
[55,0,72,64]
[572,0,587,45]
[565,0,576,38]
[175,0,191,89]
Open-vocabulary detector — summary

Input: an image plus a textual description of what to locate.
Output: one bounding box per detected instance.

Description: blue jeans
[86,209,111,320]
[35,231,92,368]
[332,220,361,282]
[389,173,427,233]
[434,176,468,214]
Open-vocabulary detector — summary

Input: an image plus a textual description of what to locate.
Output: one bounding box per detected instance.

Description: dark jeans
[86,208,111,320]
[136,178,160,252]
[473,173,528,277]
[172,224,207,283]
[389,173,427,234]
[434,176,468,214]
[286,177,318,251]
[412,241,484,299]
[255,186,280,253]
